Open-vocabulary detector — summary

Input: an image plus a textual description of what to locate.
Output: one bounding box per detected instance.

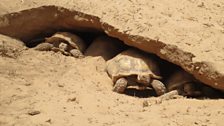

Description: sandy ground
[0,35,224,126]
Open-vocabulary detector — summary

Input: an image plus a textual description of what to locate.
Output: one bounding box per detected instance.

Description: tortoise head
[137,74,151,85]
[183,83,202,97]
[59,42,68,51]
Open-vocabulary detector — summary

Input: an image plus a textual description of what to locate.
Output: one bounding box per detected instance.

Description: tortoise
[34,32,86,58]
[106,48,166,96]
[166,70,203,97]
[84,36,126,61]
[166,70,221,97]
[166,70,217,97]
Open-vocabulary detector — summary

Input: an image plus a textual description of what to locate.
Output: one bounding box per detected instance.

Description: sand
[0,0,224,125]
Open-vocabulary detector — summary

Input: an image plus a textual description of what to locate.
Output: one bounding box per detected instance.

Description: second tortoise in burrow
[106,48,166,96]
[166,70,219,97]
[34,32,86,58]
[166,70,201,97]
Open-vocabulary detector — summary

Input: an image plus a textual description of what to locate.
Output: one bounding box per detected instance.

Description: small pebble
[67,97,76,102]
[46,119,52,124]
[24,83,31,86]
[28,110,41,116]
[58,83,64,87]
[142,100,149,107]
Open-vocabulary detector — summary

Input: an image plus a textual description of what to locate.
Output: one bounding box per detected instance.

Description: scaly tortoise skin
[34,32,86,58]
[106,48,166,96]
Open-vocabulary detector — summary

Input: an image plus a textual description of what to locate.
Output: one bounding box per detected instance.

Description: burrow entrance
[25,30,224,99]
[0,6,223,98]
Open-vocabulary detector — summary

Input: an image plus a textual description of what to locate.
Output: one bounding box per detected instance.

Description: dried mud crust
[0,1,223,90]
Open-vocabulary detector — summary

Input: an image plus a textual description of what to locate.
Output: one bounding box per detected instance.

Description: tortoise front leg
[151,80,166,96]
[70,49,84,58]
[113,78,128,93]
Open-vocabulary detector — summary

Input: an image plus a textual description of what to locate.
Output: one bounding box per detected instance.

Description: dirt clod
[28,110,41,116]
